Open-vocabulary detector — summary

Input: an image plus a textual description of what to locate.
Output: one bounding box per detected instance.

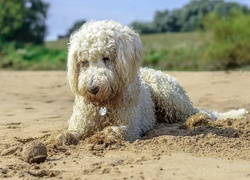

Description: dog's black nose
[87,86,99,95]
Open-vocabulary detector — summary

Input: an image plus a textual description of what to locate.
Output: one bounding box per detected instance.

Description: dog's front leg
[56,130,79,145]
[56,106,87,145]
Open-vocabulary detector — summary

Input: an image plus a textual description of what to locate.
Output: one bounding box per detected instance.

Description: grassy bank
[44,32,210,71]
[0,31,249,71]
[0,41,67,70]
[141,32,210,70]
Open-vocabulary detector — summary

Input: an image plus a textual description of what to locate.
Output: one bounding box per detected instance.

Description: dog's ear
[116,28,143,85]
[67,44,79,93]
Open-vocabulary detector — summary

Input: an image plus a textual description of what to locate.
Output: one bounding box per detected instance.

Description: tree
[66,20,86,37]
[153,10,170,32]
[0,1,25,39]
[0,0,49,44]
[130,21,156,34]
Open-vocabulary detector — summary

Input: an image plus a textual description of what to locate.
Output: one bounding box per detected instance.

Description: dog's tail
[198,108,248,120]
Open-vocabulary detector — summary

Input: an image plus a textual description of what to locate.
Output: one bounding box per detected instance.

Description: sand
[0,70,249,179]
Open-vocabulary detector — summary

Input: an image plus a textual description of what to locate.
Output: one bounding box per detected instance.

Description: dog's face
[67,20,143,106]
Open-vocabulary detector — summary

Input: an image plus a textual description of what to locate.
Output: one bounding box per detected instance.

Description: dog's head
[67,20,143,106]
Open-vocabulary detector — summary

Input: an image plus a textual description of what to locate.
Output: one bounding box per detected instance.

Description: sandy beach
[0,70,249,179]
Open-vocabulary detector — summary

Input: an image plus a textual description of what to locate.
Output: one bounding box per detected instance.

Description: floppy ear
[67,43,79,93]
[116,28,143,85]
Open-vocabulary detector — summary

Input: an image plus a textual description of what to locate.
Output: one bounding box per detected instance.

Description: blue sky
[44,0,250,40]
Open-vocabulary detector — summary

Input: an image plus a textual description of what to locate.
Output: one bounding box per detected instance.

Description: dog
[57,20,247,144]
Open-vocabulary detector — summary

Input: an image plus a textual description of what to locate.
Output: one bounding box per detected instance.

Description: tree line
[1,0,250,45]
[130,0,250,34]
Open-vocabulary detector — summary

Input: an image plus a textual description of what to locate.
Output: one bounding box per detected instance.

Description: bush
[0,41,67,70]
[202,10,250,70]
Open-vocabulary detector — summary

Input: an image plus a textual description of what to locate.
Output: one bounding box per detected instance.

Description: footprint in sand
[5,122,22,129]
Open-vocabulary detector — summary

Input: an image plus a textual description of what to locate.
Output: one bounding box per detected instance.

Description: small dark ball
[22,141,47,164]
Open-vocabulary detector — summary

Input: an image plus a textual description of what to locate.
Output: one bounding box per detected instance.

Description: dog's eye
[102,58,110,64]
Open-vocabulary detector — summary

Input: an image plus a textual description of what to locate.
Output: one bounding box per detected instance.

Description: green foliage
[141,32,209,71]
[0,1,25,36]
[0,41,67,70]
[130,0,250,34]
[2,9,250,71]
[0,32,207,71]
[0,0,49,44]
[202,10,250,70]
[130,21,156,34]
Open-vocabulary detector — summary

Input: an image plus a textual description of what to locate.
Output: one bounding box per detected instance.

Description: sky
[43,0,250,41]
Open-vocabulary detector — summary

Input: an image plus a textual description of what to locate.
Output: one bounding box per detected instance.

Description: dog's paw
[103,126,127,140]
[86,126,127,146]
[56,131,79,146]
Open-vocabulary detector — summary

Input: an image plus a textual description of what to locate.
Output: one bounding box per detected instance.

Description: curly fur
[64,20,247,142]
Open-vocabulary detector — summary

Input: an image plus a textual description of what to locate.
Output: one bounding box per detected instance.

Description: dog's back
[139,68,247,122]
[139,67,198,123]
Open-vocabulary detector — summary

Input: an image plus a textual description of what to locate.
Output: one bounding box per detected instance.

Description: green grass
[141,32,210,50]
[141,32,211,70]
[43,32,210,71]
[1,30,249,71]
[45,38,69,50]
[0,41,67,70]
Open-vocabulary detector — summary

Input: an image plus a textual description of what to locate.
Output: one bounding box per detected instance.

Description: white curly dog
[58,20,247,144]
